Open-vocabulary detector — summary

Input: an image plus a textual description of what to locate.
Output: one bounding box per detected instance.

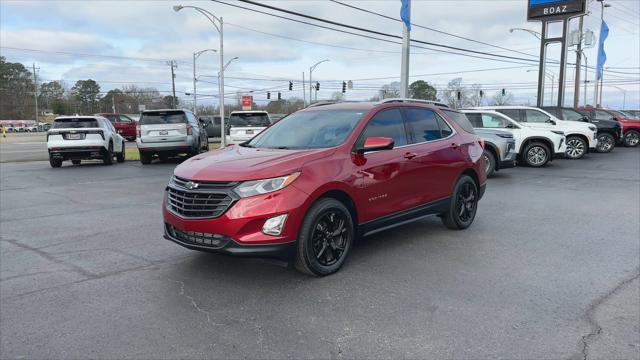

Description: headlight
[551,130,565,135]
[588,126,597,131]
[234,172,301,198]
[496,133,513,139]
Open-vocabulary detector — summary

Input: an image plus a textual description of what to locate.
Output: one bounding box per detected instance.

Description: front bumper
[498,151,517,170]
[163,183,309,256]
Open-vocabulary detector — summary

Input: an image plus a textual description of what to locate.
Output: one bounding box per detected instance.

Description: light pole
[509,28,541,39]
[174,4,227,146]
[309,59,329,103]
[527,69,555,105]
[594,0,611,108]
[218,57,239,117]
[193,49,217,115]
[608,85,626,109]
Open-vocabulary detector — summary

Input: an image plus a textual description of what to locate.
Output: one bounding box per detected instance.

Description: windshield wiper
[240,143,254,148]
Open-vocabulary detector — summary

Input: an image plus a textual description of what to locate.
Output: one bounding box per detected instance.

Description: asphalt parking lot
[1,149,638,359]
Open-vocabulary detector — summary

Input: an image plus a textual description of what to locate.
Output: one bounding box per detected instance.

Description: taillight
[479,139,485,149]
[186,124,193,135]
[136,125,141,138]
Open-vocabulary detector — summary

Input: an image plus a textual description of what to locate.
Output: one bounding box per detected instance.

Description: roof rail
[378,98,449,108]
[306,101,339,108]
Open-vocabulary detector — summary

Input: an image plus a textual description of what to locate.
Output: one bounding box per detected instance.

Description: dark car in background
[97,113,137,141]
[576,107,640,148]
[542,107,622,153]
[200,115,228,139]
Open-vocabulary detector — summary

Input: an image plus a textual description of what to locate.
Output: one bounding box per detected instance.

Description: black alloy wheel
[103,142,114,165]
[296,198,354,276]
[441,175,478,230]
[624,130,640,147]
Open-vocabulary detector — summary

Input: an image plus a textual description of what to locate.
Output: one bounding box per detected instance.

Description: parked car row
[45,99,638,276]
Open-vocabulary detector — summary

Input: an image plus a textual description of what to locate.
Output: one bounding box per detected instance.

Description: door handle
[403,152,417,159]
[451,142,460,149]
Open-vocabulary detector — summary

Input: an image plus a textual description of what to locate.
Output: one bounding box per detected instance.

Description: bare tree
[490,90,514,106]
[379,82,400,99]
[330,91,345,101]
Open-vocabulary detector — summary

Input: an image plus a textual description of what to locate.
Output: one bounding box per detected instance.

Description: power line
[328,0,539,59]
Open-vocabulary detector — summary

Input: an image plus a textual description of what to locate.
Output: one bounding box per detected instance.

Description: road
[1,149,638,358]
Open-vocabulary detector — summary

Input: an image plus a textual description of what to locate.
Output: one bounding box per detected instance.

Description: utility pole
[32,64,39,123]
[112,93,116,113]
[169,60,177,109]
[399,0,411,98]
[573,16,584,108]
[583,54,588,106]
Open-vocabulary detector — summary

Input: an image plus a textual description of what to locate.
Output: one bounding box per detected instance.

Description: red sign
[241,96,252,110]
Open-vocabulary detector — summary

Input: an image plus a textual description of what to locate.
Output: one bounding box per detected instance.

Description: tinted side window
[497,109,521,122]
[465,113,483,127]
[524,110,551,123]
[437,116,453,137]
[442,110,475,134]
[361,109,408,147]
[404,108,442,143]
[594,110,613,121]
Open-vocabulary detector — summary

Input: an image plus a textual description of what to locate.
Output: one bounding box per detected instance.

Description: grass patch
[124,143,220,162]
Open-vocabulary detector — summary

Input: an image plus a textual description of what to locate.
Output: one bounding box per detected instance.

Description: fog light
[262,214,287,236]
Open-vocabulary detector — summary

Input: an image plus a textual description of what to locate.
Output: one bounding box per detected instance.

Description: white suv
[226,111,271,144]
[47,116,125,168]
[462,109,567,167]
[475,106,597,160]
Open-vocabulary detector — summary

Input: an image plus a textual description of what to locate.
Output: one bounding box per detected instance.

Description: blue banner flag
[597,20,609,80]
[400,0,411,31]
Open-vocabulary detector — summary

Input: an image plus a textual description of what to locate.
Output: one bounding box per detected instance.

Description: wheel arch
[483,142,499,169]
[521,136,554,159]
[566,133,589,146]
[313,189,358,228]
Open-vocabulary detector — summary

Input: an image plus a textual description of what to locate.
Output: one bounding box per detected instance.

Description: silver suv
[136,109,209,164]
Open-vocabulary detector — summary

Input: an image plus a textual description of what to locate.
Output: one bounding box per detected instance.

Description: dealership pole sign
[528,0,587,108]
[528,0,586,20]
[241,96,253,111]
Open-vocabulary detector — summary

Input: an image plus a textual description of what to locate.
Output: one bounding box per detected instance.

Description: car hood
[173,145,337,182]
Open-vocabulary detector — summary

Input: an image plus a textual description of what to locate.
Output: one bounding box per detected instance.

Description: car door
[118,115,136,138]
[354,108,414,223]
[402,108,463,204]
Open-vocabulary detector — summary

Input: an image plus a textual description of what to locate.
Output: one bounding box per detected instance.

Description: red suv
[576,107,640,147]
[96,113,137,141]
[163,100,487,276]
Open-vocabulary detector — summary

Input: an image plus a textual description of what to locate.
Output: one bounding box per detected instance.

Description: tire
[565,136,587,159]
[623,130,640,147]
[71,159,81,165]
[103,142,114,165]
[295,198,354,277]
[483,150,496,178]
[116,141,125,163]
[596,133,615,153]
[522,142,550,167]
[202,137,209,152]
[49,156,62,168]
[441,175,478,230]
[140,152,152,165]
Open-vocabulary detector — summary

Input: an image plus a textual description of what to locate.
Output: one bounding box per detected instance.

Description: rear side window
[361,109,408,147]
[496,109,521,122]
[593,110,613,121]
[139,111,187,125]
[437,116,453,137]
[229,113,270,127]
[442,110,476,134]
[52,118,99,129]
[465,113,483,127]
[404,109,443,142]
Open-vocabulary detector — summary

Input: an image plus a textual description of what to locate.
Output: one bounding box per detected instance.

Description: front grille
[165,223,231,249]
[166,176,238,219]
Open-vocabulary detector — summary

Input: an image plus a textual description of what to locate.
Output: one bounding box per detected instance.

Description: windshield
[229,113,271,127]
[102,115,118,122]
[139,111,187,125]
[245,110,364,149]
[52,119,99,129]
[610,110,630,119]
[561,108,585,121]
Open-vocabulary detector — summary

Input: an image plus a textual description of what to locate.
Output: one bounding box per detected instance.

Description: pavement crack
[173,279,224,327]
[577,269,640,360]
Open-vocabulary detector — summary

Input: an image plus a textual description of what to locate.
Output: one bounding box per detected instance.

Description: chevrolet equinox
[163,100,487,276]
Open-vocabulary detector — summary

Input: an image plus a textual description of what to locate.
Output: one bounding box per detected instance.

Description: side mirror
[358,137,394,153]
[545,118,556,125]
[582,116,590,122]
[505,123,516,129]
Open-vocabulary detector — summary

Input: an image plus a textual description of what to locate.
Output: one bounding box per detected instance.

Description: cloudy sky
[1,0,638,109]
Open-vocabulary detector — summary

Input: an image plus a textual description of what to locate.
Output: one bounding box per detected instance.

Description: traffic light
[289,81,293,91]
[277,92,281,100]
[456,91,461,101]
[315,82,320,91]
[502,88,506,96]
[479,90,484,98]
[267,92,270,100]
[342,81,346,93]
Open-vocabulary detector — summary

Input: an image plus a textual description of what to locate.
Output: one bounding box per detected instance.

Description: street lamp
[218,57,238,120]
[174,4,228,146]
[527,69,555,105]
[608,85,626,109]
[509,28,541,39]
[193,49,217,115]
[309,59,329,103]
